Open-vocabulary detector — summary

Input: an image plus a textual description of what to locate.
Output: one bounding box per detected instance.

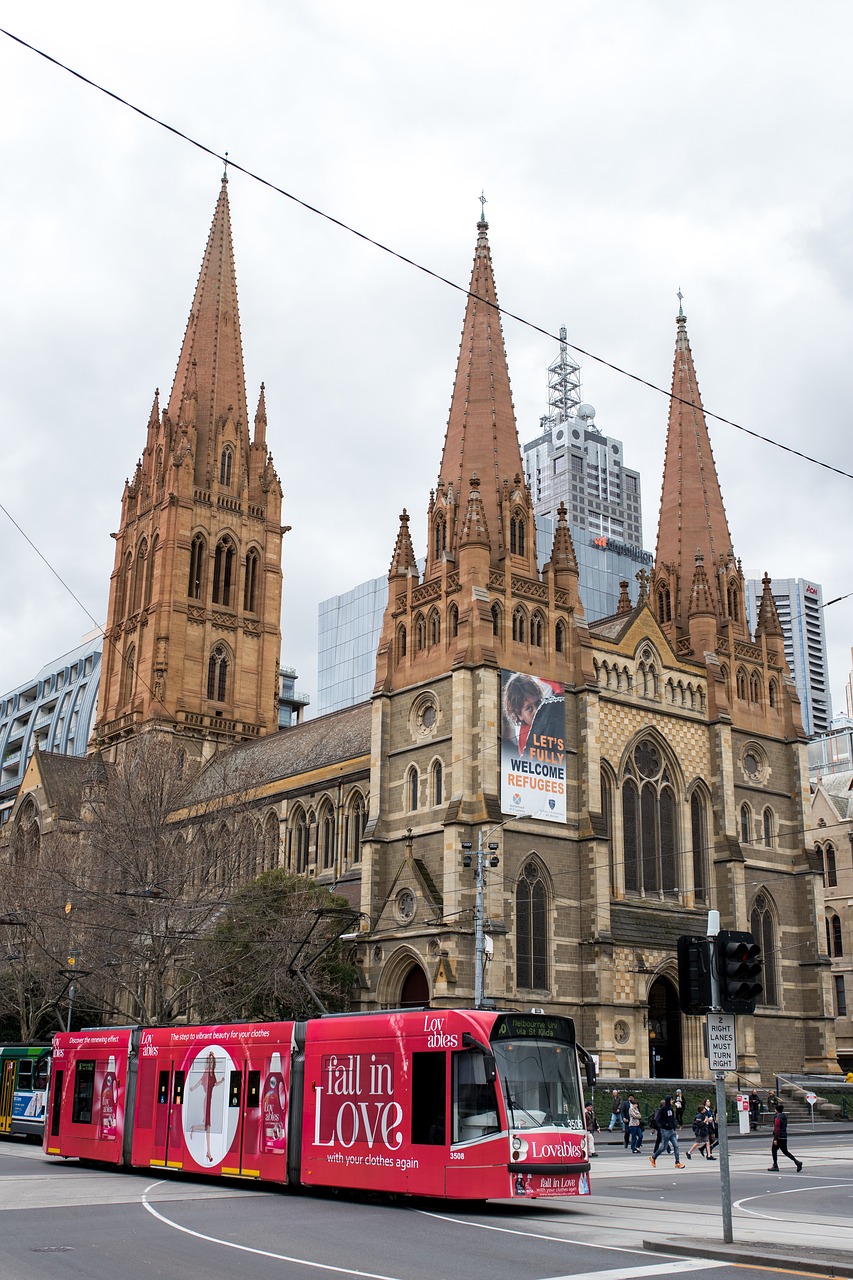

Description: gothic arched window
[244,548,260,613]
[346,792,365,864]
[749,671,761,704]
[291,807,308,874]
[434,516,446,560]
[491,603,502,640]
[397,623,407,661]
[146,535,158,608]
[263,811,279,872]
[826,843,838,887]
[830,913,843,957]
[740,802,752,845]
[736,667,747,700]
[212,537,236,607]
[530,612,544,647]
[415,614,426,652]
[727,580,741,622]
[512,607,526,644]
[448,604,459,639]
[750,892,779,1006]
[601,768,615,896]
[121,644,136,707]
[429,609,440,647]
[188,533,206,600]
[769,678,778,709]
[621,738,679,897]
[431,759,443,807]
[407,766,419,813]
[510,513,525,557]
[320,805,335,870]
[132,539,148,613]
[762,807,774,849]
[657,584,672,624]
[555,620,566,654]
[207,644,229,702]
[220,445,233,488]
[691,789,708,902]
[516,860,548,990]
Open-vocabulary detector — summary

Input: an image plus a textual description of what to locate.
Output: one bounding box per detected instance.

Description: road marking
[141,1181,402,1278]
[546,1267,721,1280]
[418,1210,723,1268]
[734,1182,853,1219]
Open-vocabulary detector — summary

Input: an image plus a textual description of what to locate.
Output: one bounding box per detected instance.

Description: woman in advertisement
[189,1051,223,1163]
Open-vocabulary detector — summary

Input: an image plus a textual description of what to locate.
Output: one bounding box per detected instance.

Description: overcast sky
[2,1,852,723]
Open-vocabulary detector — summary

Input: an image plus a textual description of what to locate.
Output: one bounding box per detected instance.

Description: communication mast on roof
[542,325,581,429]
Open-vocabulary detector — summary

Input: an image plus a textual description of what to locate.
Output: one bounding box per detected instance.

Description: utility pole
[461,819,524,1009]
[706,909,734,1245]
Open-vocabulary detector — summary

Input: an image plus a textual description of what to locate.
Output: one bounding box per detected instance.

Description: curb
[644,1237,853,1277]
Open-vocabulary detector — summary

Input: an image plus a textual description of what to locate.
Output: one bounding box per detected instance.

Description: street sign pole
[707,912,734,1245]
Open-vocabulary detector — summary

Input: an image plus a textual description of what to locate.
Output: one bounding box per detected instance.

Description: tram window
[173,1071,185,1105]
[50,1069,64,1137]
[229,1071,242,1108]
[246,1071,261,1108]
[157,1071,169,1105]
[411,1052,446,1145]
[71,1060,95,1125]
[34,1057,49,1090]
[452,1051,500,1144]
[17,1060,33,1090]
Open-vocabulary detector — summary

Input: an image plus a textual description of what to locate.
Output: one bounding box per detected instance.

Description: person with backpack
[685,1104,713,1159]
[649,1095,685,1168]
[768,1102,803,1172]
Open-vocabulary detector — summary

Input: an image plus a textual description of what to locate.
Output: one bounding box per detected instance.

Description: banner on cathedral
[500,670,566,822]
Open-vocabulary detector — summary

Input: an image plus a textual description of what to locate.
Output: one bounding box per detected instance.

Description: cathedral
[4,180,837,1078]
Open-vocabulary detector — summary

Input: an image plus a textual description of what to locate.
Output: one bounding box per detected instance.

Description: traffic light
[717,929,762,1014]
[677,935,713,1014]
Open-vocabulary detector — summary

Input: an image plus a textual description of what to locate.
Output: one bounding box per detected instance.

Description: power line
[2,26,853,485]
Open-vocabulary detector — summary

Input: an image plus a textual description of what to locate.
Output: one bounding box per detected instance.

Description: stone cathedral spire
[95,179,283,757]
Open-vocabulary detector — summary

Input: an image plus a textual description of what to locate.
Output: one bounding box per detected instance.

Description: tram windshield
[492,1037,584,1132]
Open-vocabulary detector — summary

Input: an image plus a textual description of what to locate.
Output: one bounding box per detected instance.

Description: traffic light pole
[707,911,734,1245]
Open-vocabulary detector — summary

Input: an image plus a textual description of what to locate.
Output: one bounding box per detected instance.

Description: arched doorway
[647,976,682,1078]
[399,963,429,1007]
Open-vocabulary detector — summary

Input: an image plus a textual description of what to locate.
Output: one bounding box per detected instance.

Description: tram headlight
[511,1136,528,1159]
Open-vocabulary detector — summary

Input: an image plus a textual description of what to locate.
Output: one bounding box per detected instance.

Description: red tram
[45,1009,592,1200]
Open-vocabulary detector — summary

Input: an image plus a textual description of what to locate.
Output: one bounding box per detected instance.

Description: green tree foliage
[190,870,358,1023]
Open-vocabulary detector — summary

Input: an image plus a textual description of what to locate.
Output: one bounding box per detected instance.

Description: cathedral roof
[436,216,525,563]
[654,308,735,631]
[34,751,97,819]
[188,702,372,801]
[166,176,249,474]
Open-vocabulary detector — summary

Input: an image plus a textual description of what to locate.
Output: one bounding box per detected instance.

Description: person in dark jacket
[749,1090,761,1131]
[620,1094,632,1148]
[768,1103,802,1171]
[649,1095,685,1167]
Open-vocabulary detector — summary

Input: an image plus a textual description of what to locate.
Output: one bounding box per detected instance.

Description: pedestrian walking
[703,1097,719,1154]
[674,1088,685,1127]
[620,1094,632,1148]
[649,1095,685,1168]
[685,1104,712,1160]
[607,1090,622,1131]
[627,1096,643,1152]
[768,1103,802,1172]
[584,1101,600,1157]
[749,1089,760,1131]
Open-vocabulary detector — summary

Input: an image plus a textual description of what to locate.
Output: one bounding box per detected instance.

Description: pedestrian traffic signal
[676,935,713,1014]
[717,929,762,1013]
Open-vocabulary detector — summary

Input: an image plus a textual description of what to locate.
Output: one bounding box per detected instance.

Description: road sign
[706,1012,737,1070]
[805,1091,817,1106]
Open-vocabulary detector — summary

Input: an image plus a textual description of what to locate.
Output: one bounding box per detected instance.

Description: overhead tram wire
[3,25,853,486]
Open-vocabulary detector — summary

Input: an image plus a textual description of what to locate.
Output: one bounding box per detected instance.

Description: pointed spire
[617,580,633,615]
[548,501,578,575]
[148,389,160,428]
[459,475,491,549]
[688,550,716,617]
[437,216,524,564]
[755,572,784,640]
[253,382,267,448]
[389,509,418,578]
[166,177,248,484]
[654,308,735,637]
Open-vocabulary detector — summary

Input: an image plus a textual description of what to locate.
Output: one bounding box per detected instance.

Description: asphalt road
[1,1132,851,1280]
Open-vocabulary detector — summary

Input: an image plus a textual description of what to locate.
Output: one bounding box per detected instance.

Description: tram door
[151,1061,187,1170]
[0,1058,15,1134]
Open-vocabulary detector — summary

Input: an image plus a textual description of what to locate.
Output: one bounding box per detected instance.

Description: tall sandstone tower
[95,177,283,756]
[354,223,835,1077]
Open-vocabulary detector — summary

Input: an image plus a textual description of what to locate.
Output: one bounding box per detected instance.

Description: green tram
[0,1044,50,1138]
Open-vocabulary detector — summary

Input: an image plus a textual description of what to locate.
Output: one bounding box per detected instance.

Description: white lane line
[141,1182,402,1279]
[417,1209,723,1265]
[733,1182,853,1219]
[547,1266,722,1280]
